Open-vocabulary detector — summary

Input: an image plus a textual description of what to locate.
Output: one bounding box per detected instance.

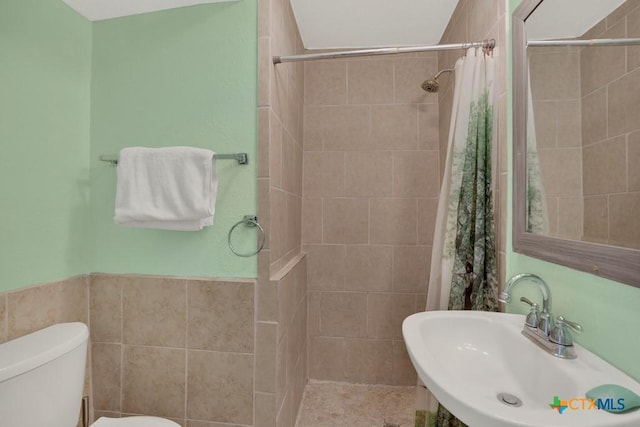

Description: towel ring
[228,215,265,257]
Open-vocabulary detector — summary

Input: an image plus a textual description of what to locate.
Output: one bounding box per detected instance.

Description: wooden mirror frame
[512,0,640,287]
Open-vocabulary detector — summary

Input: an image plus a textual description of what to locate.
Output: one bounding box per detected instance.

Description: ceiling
[60,0,630,49]
[525,0,627,41]
[289,0,459,49]
[60,0,238,21]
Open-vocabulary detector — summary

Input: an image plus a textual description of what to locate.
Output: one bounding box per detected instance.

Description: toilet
[0,322,178,427]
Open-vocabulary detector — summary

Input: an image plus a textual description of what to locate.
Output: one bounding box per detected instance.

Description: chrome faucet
[500,273,552,334]
[500,273,582,359]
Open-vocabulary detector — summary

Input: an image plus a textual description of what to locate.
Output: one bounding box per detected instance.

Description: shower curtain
[414,47,498,427]
[525,73,549,234]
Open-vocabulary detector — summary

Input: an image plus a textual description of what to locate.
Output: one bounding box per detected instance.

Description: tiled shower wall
[89,274,256,426]
[437,0,508,289]
[528,46,584,240]
[580,0,640,249]
[302,53,440,385]
[257,0,308,426]
[0,277,91,427]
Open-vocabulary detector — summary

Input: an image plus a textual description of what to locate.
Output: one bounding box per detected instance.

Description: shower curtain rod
[273,39,495,64]
[528,37,640,47]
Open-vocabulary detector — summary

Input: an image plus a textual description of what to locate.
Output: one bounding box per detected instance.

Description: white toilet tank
[0,322,89,427]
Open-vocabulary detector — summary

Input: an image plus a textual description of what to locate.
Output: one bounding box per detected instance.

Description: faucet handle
[550,316,582,346]
[520,297,539,328]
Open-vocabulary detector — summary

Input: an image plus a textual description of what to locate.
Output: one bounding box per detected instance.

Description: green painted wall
[1,0,258,292]
[507,0,640,382]
[89,1,258,278]
[0,0,92,292]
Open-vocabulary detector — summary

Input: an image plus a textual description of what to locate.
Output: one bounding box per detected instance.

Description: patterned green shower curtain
[415,47,498,427]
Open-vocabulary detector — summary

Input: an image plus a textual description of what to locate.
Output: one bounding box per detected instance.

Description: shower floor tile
[295,381,416,427]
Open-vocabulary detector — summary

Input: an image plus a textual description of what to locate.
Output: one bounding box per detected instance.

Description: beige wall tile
[258,178,271,250]
[532,100,557,148]
[417,198,438,245]
[606,0,640,26]
[418,103,439,150]
[629,131,640,191]
[467,0,498,40]
[90,275,122,343]
[580,21,625,95]
[345,151,393,197]
[608,68,640,137]
[122,277,186,348]
[281,131,295,194]
[583,136,627,195]
[367,293,416,339]
[303,151,345,198]
[347,59,394,105]
[304,60,347,105]
[323,105,370,151]
[258,107,270,178]
[122,345,185,418]
[286,193,302,255]
[305,244,345,290]
[255,392,277,427]
[557,197,584,240]
[393,151,439,198]
[302,198,322,243]
[308,337,347,381]
[370,199,418,244]
[538,149,582,197]
[529,50,581,100]
[256,322,278,393]
[92,343,121,412]
[394,57,438,104]
[371,105,418,150]
[344,245,393,292]
[557,100,582,147]
[628,7,640,72]
[392,246,430,293]
[345,339,393,384]
[583,196,609,242]
[187,350,253,425]
[320,292,367,338]
[308,291,321,337]
[392,340,417,386]
[258,280,278,322]
[609,193,640,247]
[187,280,254,353]
[270,114,283,188]
[276,390,293,427]
[7,276,87,340]
[270,188,288,264]
[581,88,607,146]
[303,106,324,151]
[187,421,244,427]
[322,198,369,244]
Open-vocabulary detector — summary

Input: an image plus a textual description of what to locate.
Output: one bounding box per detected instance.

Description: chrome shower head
[420,68,454,93]
[421,79,439,93]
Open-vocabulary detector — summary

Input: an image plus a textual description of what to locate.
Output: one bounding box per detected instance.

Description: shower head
[421,68,454,93]
[421,79,439,93]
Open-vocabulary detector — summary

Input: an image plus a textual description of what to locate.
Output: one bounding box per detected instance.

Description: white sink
[402,310,640,427]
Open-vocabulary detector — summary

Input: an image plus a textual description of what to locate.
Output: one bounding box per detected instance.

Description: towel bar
[99,152,249,165]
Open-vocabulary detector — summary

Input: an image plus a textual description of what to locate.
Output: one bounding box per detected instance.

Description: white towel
[114,146,218,231]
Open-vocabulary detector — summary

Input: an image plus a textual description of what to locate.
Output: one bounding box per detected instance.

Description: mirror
[513,0,640,287]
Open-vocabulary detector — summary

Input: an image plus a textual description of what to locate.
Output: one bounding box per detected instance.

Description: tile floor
[295,381,416,427]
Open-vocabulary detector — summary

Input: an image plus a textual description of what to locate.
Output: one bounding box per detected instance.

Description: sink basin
[402,311,640,427]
